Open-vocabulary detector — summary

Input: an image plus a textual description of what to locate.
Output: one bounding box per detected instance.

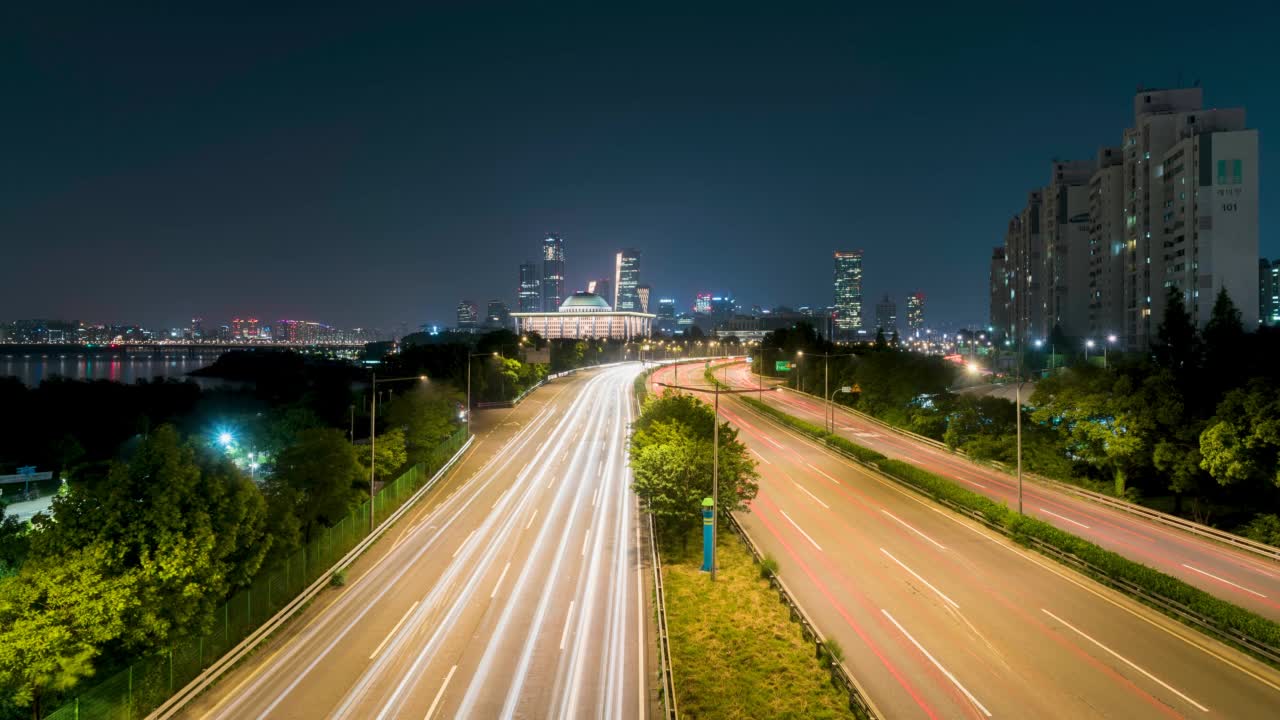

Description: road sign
[775,360,792,372]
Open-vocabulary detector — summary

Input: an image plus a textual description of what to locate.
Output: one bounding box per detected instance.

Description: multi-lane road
[182,364,651,719]
[711,359,1280,621]
[652,360,1280,719]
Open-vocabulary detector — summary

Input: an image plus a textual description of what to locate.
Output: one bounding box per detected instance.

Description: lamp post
[368,372,427,532]
[795,350,803,393]
[656,379,759,582]
[1085,339,1095,363]
[1105,334,1117,369]
[805,352,858,432]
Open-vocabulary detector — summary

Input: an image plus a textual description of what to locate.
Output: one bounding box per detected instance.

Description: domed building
[512,291,653,340]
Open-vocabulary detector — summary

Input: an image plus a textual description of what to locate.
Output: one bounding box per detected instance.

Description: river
[0,351,227,387]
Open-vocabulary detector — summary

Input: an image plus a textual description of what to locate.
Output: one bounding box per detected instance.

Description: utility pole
[712,382,719,582]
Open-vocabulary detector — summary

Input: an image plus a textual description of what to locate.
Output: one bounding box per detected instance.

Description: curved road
[650,360,1280,719]
[709,359,1280,621]
[184,365,651,720]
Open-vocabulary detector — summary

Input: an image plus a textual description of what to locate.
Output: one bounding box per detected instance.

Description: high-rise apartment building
[456,300,479,331]
[833,251,863,337]
[993,86,1258,349]
[541,235,565,312]
[1261,259,1280,327]
[1088,147,1126,337]
[906,292,925,336]
[657,298,676,319]
[1044,160,1095,338]
[874,294,897,334]
[614,249,641,311]
[694,293,712,314]
[990,247,1010,338]
[518,262,541,312]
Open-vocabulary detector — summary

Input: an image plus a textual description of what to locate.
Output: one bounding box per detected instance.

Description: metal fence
[43,427,469,720]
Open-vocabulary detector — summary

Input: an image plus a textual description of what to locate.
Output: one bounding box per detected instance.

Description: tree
[267,428,364,545]
[359,427,407,486]
[0,501,25,578]
[630,393,759,546]
[1153,286,1201,374]
[384,384,461,462]
[27,425,268,650]
[1199,380,1280,491]
[0,545,137,717]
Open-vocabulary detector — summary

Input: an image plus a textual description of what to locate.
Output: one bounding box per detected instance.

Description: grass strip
[662,530,858,720]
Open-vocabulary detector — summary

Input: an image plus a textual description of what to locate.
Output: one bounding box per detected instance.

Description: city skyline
[3,5,1278,330]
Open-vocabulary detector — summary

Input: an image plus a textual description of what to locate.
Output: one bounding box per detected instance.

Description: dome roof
[559,292,612,312]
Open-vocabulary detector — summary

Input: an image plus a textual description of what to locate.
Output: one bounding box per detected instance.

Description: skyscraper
[833,251,863,337]
[636,284,651,314]
[485,300,511,330]
[518,262,541,312]
[657,298,676,319]
[874,294,897,334]
[990,247,1009,338]
[456,300,479,331]
[541,235,565,312]
[587,278,613,308]
[906,292,925,337]
[694,293,712,314]
[614,248,641,311]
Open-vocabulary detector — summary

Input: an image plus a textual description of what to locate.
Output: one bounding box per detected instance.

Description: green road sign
[775,360,792,372]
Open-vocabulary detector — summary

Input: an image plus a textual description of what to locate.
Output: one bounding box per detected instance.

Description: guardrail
[723,512,879,719]
[146,434,475,720]
[648,513,679,720]
[733,397,1280,667]
[774,380,1280,564]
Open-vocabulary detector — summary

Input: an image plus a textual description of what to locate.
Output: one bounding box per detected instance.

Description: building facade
[833,250,863,337]
[1262,259,1280,327]
[485,300,511,330]
[874,294,897,334]
[541,235,566,313]
[993,86,1258,349]
[518,262,541,312]
[456,300,479,331]
[614,249,641,311]
[906,292,925,336]
[512,292,653,340]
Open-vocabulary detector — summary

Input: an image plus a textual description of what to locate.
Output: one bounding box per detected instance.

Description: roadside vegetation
[757,287,1280,545]
[662,529,858,720]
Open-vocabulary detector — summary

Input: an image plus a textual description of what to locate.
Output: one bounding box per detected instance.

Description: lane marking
[1041,507,1091,530]
[957,475,987,489]
[763,434,785,449]
[559,600,576,650]
[491,489,505,509]
[1182,563,1268,598]
[806,462,840,484]
[750,448,772,465]
[582,529,592,556]
[879,548,959,609]
[1041,609,1209,712]
[881,509,947,551]
[779,509,823,551]
[794,482,830,509]
[882,609,992,717]
[368,601,420,659]
[592,487,599,507]
[525,508,538,530]
[452,529,475,558]
[423,664,457,720]
[490,562,511,599]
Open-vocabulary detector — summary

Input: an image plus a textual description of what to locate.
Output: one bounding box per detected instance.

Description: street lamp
[368,372,428,532]
[1085,339,1095,362]
[795,351,804,393]
[1105,334,1117,369]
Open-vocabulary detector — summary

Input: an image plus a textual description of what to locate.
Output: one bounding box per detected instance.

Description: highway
[183,364,651,720]
[709,359,1280,622]
[651,361,1280,719]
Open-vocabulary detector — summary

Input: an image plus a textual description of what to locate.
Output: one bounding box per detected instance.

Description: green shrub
[330,568,347,587]
[760,553,780,579]
[824,637,845,666]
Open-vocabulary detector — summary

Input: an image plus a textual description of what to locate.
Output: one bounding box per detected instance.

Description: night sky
[3,3,1276,331]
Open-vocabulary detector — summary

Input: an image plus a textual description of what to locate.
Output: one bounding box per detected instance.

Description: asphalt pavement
[182,364,652,720]
[651,360,1280,719]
